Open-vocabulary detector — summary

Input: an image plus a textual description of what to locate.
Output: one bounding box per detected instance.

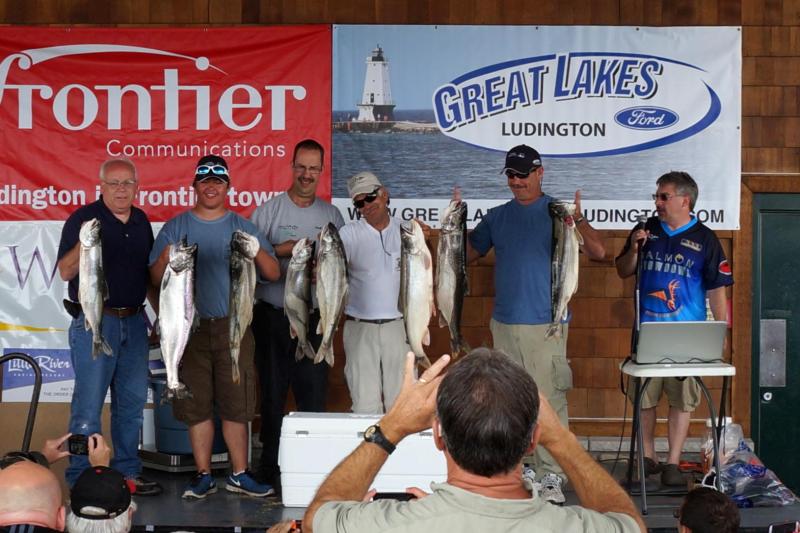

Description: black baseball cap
[194,155,230,183]
[70,466,131,519]
[501,145,542,175]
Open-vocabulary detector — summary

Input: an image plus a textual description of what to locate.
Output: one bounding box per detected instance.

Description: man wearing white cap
[339,172,412,414]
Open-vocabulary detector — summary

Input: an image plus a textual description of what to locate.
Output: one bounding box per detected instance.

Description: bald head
[0,461,65,530]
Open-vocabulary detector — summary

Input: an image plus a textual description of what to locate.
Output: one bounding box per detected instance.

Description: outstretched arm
[573,190,606,261]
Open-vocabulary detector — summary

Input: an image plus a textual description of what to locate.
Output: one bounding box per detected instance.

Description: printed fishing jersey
[618,216,733,322]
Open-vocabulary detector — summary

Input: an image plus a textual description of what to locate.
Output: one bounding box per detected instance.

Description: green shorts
[172,316,257,425]
[627,376,701,411]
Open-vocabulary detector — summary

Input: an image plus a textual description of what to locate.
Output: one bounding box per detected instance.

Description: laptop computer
[634,321,727,364]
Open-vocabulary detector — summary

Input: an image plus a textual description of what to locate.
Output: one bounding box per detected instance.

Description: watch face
[365,425,377,440]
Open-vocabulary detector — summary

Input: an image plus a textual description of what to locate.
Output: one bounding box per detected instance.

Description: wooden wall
[1,0,799,441]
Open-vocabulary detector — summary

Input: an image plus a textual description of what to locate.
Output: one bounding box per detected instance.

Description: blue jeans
[65,311,148,485]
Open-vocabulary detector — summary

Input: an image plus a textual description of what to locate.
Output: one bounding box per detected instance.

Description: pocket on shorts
[552,355,573,392]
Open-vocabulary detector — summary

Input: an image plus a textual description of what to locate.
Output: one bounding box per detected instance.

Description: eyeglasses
[505,170,531,179]
[353,188,381,209]
[652,192,684,202]
[292,164,323,176]
[196,165,228,176]
[102,179,137,189]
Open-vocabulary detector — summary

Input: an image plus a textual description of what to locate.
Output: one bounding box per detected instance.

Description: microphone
[633,214,647,231]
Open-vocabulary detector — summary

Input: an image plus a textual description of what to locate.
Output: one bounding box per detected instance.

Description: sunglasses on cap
[353,188,381,209]
[196,165,228,176]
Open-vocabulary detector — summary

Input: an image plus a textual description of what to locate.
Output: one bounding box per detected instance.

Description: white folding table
[620,360,736,514]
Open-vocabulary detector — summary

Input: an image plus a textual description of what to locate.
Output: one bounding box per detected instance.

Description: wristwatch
[363,423,396,455]
[574,215,585,225]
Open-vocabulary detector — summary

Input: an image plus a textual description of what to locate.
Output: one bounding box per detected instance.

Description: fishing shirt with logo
[469,195,554,325]
[149,210,273,319]
[250,192,345,308]
[617,216,733,322]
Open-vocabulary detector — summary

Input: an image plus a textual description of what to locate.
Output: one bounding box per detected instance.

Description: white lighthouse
[356,45,395,122]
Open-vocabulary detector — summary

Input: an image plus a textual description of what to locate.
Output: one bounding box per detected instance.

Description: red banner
[0,26,331,221]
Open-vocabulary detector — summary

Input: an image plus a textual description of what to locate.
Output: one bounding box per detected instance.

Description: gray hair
[99,158,137,182]
[656,170,698,210]
[66,501,136,533]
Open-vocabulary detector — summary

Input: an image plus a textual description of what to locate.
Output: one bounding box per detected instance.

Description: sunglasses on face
[505,169,531,179]
[353,189,381,209]
[652,192,683,202]
[196,165,228,176]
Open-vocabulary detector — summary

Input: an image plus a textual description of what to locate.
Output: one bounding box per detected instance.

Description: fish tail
[296,341,315,362]
[451,336,471,356]
[231,356,241,384]
[314,343,330,365]
[416,354,433,369]
[544,323,562,340]
[324,346,335,368]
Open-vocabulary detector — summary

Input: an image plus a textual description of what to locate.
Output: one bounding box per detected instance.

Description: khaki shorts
[627,376,701,411]
[173,316,257,425]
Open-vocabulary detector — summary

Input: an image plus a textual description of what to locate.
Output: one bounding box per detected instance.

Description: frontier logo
[0,44,307,132]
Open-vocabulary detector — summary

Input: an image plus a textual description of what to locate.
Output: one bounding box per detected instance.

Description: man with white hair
[66,466,135,533]
[0,460,66,532]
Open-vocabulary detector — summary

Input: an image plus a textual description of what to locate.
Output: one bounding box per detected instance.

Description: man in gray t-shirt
[301,349,645,533]
[249,139,344,492]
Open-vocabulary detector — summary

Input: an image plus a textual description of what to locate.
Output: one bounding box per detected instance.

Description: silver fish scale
[436,200,469,355]
[78,218,111,358]
[547,202,583,339]
[284,238,315,361]
[400,219,434,368]
[315,223,348,367]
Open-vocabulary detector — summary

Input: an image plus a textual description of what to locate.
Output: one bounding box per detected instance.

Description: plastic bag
[717,440,798,507]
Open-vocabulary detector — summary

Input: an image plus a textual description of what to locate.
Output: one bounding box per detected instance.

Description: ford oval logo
[615,107,679,130]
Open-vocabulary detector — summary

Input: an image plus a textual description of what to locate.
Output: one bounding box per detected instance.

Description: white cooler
[278,412,447,507]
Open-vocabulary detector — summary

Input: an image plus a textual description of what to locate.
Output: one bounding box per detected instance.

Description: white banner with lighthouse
[332,25,741,230]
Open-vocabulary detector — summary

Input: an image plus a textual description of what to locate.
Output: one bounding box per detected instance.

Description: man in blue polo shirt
[616,171,733,486]
[56,158,159,496]
[465,145,606,504]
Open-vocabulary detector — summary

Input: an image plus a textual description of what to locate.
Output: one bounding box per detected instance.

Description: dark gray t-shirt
[250,192,344,307]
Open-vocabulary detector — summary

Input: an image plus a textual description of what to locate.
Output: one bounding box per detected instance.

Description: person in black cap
[464,144,606,505]
[149,155,280,500]
[66,466,136,533]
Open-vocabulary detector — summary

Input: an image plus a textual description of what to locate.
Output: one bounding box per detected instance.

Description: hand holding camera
[67,433,110,467]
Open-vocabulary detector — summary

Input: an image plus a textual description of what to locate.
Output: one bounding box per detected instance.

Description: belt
[103,305,144,318]
[346,315,401,325]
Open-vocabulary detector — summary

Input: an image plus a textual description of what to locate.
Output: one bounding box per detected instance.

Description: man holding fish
[465,145,606,504]
[249,139,345,494]
[149,155,280,499]
[337,171,416,414]
[56,158,159,495]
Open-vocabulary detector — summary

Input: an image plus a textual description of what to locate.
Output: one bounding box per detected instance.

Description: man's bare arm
[708,286,728,321]
[255,249,281,281]
[537,394,646,532]
[303,353,451,533]
[57,243,80,282]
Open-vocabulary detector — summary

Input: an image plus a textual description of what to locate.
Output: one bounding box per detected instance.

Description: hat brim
[349,184,381,199]
[194,174,230,183]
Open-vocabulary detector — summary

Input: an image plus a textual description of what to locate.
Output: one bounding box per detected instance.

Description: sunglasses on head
[196,165,228,176]
[353,188,381,209]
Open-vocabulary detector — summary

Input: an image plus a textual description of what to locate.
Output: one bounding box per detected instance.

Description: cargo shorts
[627,376,701,411]
[172,316,257,425]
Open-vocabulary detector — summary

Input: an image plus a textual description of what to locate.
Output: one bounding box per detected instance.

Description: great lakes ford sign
[434,51,722,157]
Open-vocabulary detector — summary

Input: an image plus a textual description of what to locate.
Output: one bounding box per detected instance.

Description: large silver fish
[229,230,260,384]
[400,219,434,368]
[436,200,470,356]
[315,223,348,367]
[159,237,197,401]
[78,218,111,358]
[284,238,316,361]
[546,202,584,339]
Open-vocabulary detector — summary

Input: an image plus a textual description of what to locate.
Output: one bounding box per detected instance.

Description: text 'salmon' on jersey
[619,217,733,322]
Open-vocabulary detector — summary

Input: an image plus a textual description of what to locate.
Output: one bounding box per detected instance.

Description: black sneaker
[126,475,163,496]
[643,457,662,477]
[660,463,686,486]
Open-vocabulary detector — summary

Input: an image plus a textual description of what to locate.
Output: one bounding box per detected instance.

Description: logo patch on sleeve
[719,260,732,275]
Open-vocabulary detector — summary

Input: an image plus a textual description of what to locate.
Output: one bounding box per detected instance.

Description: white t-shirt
[339,217,403,320]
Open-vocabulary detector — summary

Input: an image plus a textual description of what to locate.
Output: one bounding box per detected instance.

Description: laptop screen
[634,321,727,364]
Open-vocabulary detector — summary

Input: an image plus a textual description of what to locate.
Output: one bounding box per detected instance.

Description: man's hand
[266,520,299,533]
[573,189,583,218]
[40,433,71,464]
[380,352,451,444]
[88,433,111,467]
[534,393,571,451]
[274,239,299,258]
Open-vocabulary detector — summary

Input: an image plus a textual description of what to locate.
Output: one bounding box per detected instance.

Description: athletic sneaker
[521,466,537,494]
[226,470,275,497]
[182,472,217,499]
[538,473,566,505]
[660,463,686,486]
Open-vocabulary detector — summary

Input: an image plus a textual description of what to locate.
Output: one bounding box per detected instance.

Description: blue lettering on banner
[2,348,74,392]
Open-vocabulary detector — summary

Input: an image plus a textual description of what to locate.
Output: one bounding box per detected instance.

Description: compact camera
[68,434,92,455]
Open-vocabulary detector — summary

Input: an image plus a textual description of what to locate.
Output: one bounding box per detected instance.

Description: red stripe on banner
[0,26,331,222]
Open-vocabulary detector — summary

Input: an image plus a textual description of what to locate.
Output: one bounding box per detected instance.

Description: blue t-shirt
[617,216,733,322]
[149,210,274,318]
[57,198,154,308]
[469,195,554,325]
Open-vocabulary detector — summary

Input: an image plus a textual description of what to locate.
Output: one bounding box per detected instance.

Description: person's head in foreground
[678,486,739,533]
[0,460,65,531]
[67,466,136,533]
